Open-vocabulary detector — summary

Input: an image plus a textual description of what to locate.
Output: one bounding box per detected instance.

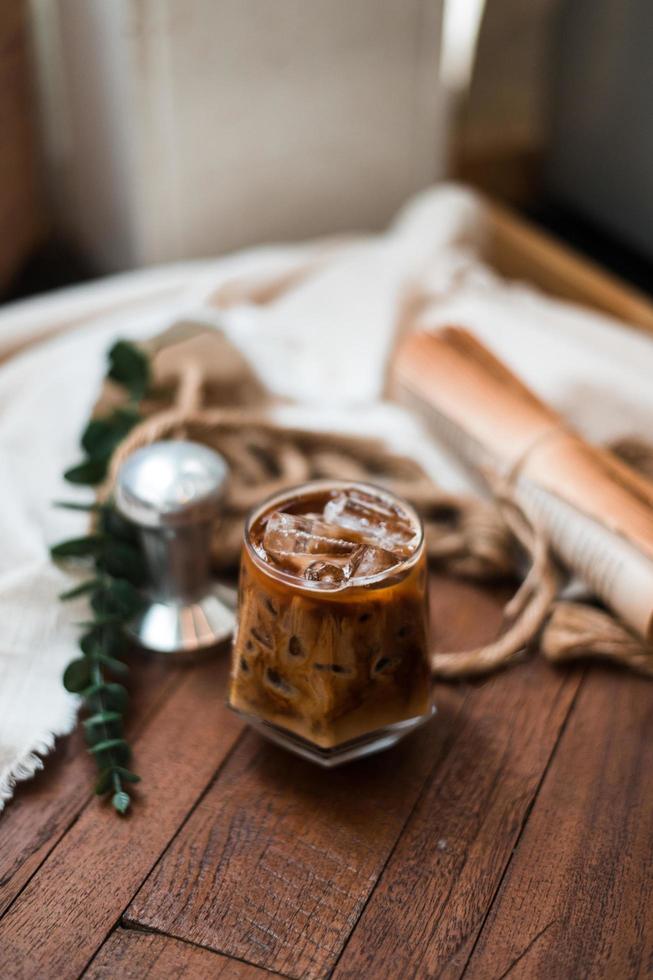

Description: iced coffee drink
[228,480,433,765]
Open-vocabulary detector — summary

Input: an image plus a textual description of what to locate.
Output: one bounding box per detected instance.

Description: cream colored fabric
[2,184,653,809]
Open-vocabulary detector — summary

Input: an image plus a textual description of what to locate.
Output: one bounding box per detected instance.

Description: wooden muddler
[392,326,653,641]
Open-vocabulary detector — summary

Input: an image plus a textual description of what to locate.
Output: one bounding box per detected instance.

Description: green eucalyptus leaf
[63,658,92,693]
[85,719,123,747]
[83,710,123,729]
[98,542,147,585]
[59,579,100,601]
[107,578,143,616]
[112,790,131,814]
[80,419,118,459]
[89,736,130,758]
[54,500,102,512]
[84,681,128,712]
[64,459,108,485]
[80,624,122,659]
[91,746,131,773]
[95,652,129,676]
[90,587,114,617]
[100,682,129,712]
[99,506,139,544]
[90,578,142,619]
[112,766,140,784]
[80,630,100,658]
[81,408,140,459]
[94,768,114,795]
[50,535,104,559]
[107,340,150,399]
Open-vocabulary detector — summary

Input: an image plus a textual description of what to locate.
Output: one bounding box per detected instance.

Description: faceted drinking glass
[228,480,434,765]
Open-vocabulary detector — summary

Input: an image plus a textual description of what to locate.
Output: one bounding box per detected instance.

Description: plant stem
[91,591,127,810]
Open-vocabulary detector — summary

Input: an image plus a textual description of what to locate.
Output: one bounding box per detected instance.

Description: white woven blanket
[2,184,653,809]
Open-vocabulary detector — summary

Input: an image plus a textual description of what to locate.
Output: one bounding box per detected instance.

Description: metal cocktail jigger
[115,440,236,657]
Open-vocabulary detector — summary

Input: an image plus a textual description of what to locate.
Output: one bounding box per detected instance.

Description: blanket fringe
[0,698,79,812]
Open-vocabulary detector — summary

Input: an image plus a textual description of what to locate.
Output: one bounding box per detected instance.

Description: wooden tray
[484,197,653,333]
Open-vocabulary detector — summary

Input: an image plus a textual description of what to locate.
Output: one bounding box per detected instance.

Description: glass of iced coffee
[228,480,434,765]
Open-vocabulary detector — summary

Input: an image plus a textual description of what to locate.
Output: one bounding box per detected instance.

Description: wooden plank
[123,721,458,980]
[0,656,242,980]
[332,659,582,979]
[84,929,271,979]
[463,668,653,979]
[0,656,181,918]
[428,575,511,652]
[123,578,505,979]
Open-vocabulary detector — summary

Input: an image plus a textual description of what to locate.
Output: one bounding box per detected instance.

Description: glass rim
[243,478,425,594]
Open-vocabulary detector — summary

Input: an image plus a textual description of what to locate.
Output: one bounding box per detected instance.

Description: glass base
[228,702,437,768]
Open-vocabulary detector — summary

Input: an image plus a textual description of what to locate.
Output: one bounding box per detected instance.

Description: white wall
[31,0,447,271]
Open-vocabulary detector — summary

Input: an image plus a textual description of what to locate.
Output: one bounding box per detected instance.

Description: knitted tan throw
[98,322,653,680]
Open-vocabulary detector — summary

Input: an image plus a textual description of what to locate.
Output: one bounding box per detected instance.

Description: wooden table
[3,204,653,978]
[1,571,651,979]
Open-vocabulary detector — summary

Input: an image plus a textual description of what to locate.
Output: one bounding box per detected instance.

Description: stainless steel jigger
[115,440,236,657]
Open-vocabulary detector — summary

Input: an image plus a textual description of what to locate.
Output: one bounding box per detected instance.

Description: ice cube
[346,544,398,579]
[262,512,358,576]
[303,560,347,585]
[304,547,395,585]
[261,509,409,583]
[323,490,417,557]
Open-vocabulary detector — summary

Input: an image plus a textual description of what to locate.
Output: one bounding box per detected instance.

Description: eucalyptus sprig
[64,340,150,486]
[51,339,151,814]
[52,506,145,812]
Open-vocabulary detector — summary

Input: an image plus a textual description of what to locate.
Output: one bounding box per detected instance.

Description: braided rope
[430,495,559,676]
[102,353,653,679]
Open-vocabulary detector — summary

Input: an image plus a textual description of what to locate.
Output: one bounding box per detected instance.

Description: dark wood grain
[121,578,506,979]
[0,657,181,918]
[429,573,513,652]
[123,702,463,979]
[332,660,582,979]
[0,657,242,980]
[4,571,647,980]
[84,929,271,979]
[463,667,653,980]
